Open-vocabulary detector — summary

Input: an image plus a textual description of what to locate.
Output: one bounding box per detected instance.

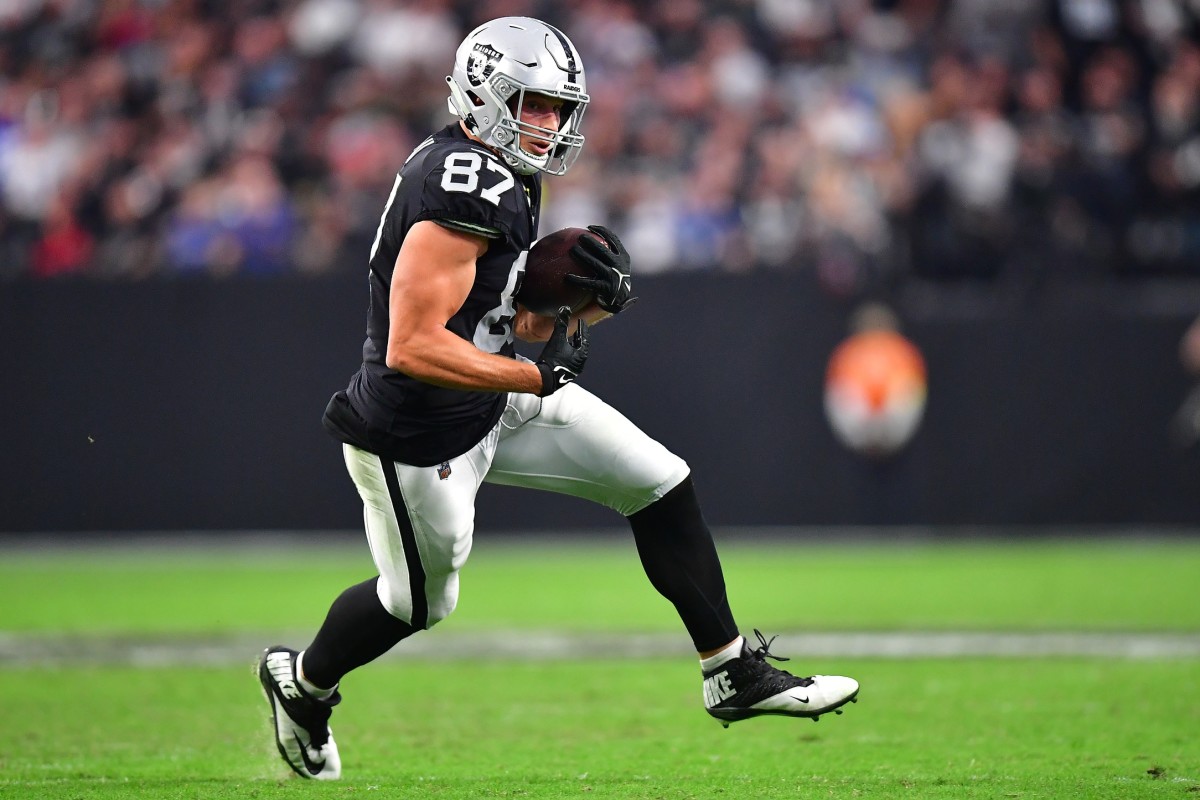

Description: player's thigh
[342,440,492,626]
[485,385,689,516]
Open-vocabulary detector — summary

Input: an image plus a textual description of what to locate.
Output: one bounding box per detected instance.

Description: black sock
[627,476,739,652]
[300,576,416,688]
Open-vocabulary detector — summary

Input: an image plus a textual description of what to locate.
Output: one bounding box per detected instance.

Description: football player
[258,16,859,780]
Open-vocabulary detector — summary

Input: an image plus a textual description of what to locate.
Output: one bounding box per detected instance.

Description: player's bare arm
[386,220,542,394]
[513,303,609,343]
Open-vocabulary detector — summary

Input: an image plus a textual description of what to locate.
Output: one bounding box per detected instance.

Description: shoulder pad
[405,139,525,240]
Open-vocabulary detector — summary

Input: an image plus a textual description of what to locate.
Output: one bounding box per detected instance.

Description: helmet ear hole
[466,91,486,107]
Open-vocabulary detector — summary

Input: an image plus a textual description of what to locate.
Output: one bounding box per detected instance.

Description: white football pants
[342,384,690,629]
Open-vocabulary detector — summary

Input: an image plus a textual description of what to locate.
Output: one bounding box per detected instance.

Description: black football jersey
[323,124,541,466]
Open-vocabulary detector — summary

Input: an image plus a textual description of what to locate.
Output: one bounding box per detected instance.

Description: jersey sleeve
[414,146,526,242]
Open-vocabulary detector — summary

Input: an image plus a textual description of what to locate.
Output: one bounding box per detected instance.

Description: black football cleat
[258,646,342,779]
[703,630,859,727]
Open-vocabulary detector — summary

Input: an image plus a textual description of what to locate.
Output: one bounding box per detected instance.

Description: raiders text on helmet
[446,17,589,176]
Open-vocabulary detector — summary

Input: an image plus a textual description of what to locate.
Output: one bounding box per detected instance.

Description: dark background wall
[3,273,1199,533]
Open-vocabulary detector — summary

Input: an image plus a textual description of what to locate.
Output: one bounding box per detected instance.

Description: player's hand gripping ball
[565,225,636,315]
[516,227,598,316]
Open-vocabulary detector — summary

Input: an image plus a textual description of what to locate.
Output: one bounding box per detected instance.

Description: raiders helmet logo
[467,43,502,87]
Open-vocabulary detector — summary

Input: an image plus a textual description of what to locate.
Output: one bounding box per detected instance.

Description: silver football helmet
[446,17,589,176]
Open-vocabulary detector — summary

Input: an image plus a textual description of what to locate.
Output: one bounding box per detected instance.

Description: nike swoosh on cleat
[293,733,326,775]
[791,693,810,703]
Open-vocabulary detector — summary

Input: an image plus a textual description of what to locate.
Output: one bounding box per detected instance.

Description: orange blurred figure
[824,304,927,458]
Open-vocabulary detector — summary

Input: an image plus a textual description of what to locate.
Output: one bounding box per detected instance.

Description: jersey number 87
[441,153,515,205]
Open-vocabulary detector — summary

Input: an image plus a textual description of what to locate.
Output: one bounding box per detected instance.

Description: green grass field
[2,535,1198,799]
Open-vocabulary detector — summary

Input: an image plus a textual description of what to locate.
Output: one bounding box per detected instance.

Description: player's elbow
[385,333,425,376]
[385,345,420,376]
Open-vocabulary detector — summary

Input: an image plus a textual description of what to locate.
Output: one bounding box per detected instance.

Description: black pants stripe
[379,456,430,630]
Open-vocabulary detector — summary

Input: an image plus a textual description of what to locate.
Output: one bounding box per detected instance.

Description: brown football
[516,227,597,316]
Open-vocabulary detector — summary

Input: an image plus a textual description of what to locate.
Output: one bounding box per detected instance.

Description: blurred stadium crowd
[1,0,1198,293]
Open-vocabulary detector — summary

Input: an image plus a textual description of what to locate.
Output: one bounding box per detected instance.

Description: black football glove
[535,306,589,396]
[565,224,637,315]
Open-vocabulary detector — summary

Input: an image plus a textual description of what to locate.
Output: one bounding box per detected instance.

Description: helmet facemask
[491,82,587,175]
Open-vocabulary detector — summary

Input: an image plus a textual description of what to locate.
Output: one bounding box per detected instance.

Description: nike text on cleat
[702,630,859,727]
[258,646,342,780]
